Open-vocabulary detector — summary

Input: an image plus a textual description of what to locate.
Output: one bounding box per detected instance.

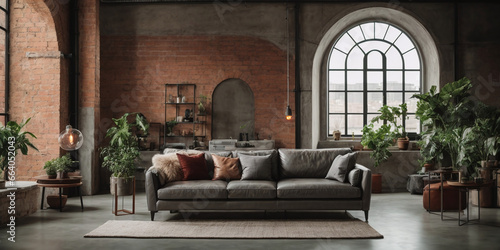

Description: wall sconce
[58,125,83,151]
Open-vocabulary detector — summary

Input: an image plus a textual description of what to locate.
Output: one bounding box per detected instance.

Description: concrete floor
[1,192,499,250]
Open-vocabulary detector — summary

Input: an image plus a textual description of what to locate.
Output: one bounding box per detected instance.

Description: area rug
[84,219,383,239]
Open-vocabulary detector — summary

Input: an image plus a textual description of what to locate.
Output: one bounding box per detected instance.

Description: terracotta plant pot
[47,175,57,179]
[110,176,134,196]
[423,163,435,172]
[47,195,67,209]
[372,173,382,193]
[397,137,409,150]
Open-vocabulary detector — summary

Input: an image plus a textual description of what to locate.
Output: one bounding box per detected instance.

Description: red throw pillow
[176,153,210,180]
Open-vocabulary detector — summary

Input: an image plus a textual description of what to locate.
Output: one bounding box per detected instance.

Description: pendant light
[285,5,292,121]
[58,125,84,151]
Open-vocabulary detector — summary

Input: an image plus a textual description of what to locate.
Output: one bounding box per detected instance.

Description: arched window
[327,21,421,136]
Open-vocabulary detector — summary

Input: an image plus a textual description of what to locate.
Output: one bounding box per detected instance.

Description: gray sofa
[145,148,372,221]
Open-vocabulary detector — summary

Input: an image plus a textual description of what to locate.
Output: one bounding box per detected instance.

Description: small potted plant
[197,94,211,116]
[43,159,58,179]
[166,119,178,136]
[370,103,409,150]
[53,154,76,179]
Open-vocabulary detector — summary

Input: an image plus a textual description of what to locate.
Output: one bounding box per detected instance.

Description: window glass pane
[347,115,364,135]
[329,92,345,113]
[347,92,363,113]
[334,33,356,54]
[403,49,420,69]
[346,46,364,69]
[394,33,414,54]
[347,71,363,90]
[384,26,402,43]
[328,71,345,90]
[367,114,383,130]
[329,115,345,135]
[374,22,389,39]
[387,93,402,107]
[386,46,403,69]
[347,25,364,43]
[358,41,390,55]
[405,71,421,91]
[329,49,346,69]
[367,71,383,91]
[360,23,374,40]
[367,51,383,69]
[405,93,419,113]
[367,92,383,112]
[387,71,403,91]
[406,114,420,134]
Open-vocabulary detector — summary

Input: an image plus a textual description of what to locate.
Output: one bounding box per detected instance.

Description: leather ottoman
[423,182,466,211]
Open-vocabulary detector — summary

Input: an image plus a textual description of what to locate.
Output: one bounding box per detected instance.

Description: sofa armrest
[354,163,372,211]
[145,168,161,212]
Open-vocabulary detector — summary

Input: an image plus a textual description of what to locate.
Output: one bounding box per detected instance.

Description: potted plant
[361,123,394,193]
[370,103,409,150]
[100,113,149,196]
[166,119,178,136]
[0,118,38,183]
[412,78,475,171]
[43,159,57,179]
[197,94,210,116]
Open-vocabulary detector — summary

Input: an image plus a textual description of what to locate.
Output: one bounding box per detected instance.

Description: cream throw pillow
[150,153,184,186]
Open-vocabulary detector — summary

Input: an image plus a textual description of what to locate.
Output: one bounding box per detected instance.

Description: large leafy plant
[412,77,495,173]
[0,118,38,180]
[100,113,149,178]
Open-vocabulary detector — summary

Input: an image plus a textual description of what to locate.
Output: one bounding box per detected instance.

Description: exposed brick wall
[8,0,70,180]
[100,35,295,149]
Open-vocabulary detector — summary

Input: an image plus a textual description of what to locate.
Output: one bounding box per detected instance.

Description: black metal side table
[447,181,492,226]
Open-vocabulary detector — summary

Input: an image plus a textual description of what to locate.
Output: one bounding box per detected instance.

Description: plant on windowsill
[0,118,38,186]
[100,113,149,196]
[370,103,409,150]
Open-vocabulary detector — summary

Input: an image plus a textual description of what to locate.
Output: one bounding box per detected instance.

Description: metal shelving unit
[164,84,206,149]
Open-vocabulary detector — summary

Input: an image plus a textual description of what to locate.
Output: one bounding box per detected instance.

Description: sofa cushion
[325,152,358,182]
[150,153,183,186]
[227,180,277,199]
[239,154,274,181]
[164,149,232,178]
[212,154,241,181]
[348,169,363,187]
[278,148,352,178]
[158,180,228,200]
[177,153,210,181]
[277,178,361,199]
[233,150,279,180]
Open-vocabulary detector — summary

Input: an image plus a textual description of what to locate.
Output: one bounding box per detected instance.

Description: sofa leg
[150,211,156,221]
[364,211,369,222]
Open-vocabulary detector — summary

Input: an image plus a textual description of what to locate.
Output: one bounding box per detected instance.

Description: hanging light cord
[286,5,290,107]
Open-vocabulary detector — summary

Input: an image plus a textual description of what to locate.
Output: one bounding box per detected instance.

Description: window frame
[327,21,422,137]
